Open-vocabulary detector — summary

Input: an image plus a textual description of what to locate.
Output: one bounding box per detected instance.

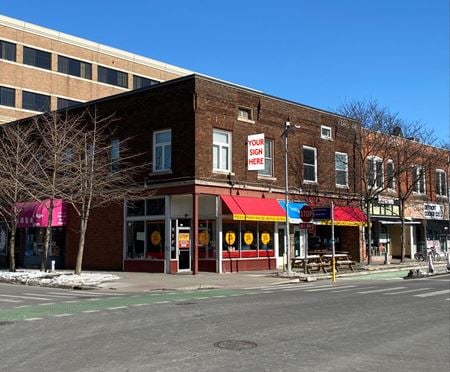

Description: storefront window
[198,220,216,259]
[223,223,239,256]
[146,221,165,259]
[0,224,7,256]
[146,198,165,215]
[127,200,145,217]
[126,221,145,258]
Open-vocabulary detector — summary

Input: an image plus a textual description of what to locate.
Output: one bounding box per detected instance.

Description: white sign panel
[423,203,444,220]
[247,133,265,170]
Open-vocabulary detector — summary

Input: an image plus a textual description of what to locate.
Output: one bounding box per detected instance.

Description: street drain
[214,340,257,351]
[0,321,15,326]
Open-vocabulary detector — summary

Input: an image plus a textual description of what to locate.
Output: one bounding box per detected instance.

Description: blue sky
[1,0,449,142]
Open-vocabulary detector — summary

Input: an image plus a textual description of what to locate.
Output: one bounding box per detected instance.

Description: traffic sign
[300,205,314,222]
[299,222,314,230]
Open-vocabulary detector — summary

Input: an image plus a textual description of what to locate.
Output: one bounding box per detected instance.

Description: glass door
[178,226,191,271]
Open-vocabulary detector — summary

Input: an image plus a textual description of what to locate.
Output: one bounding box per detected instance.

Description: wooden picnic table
[322,254,356,271]
[291,255,329,274]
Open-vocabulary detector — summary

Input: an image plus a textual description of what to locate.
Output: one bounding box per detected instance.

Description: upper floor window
[412,165,426,194]
[22,91,50,112]
[58,55,92,79]
[0,86,15,107]
[23,46,51,70]
[98,66,128,88]
[367,156,383,189]
[335,152,348,187]
[303,146,317,183]
[386,160,395,191]
[238,107,254,122]
[153,129,171,172]
[133,75,159,89]
[0,40,16,61]
[258,139,273,177]
[111,139,120,173]
[321,126,332,140]
[436,170,447,196]
[57,97,81,110]
[213,129,231,172]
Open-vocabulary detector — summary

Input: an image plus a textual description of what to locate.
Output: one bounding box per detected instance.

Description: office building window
[213,129,231,172]
[133,75,159,89]
[23,46,51,70]
[57,97,81,110]
[0,40,16,61]
[303,146,317,183]
[98,66,128,88]
[111,139,120,173]
[321,126,332,140]
[22,91,50,112]
[335,152,348,187]
[0,86,15,107]
[238,107,253,122]
[412,165,426,194]
[367,156,383,189]
[258,140,273,177]
[386,160,395,190]
[436,170,447,196]
[153,129,171,172]
[58,56,92,79]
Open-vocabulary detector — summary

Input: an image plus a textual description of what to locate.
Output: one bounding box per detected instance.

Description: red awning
[221,195,286,222]
[16,199,67,228]
[318,206,366,226]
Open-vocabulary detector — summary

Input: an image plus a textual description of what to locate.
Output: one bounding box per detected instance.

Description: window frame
[133,75,159,89]
[321,125,332,140]
[335,152,348,187]
[153,129,172,172]
[111,139,120,173]
[258,139,274,178]
[22,91,51,112]
[435,169,447,197]
[303,146,317,183]
[386,160,395,191]
[0,86,15,107]
[367,156,384,189]
[237,107,254,123]
[0,40,16,62]
[23,46,51,70]
[412,165,426,195]
[97,65,128,88]
[213,129,232,173]
[57,55,92,80]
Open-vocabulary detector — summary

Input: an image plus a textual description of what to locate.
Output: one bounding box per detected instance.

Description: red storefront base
[222,258,276,273]
[124,260,165,273]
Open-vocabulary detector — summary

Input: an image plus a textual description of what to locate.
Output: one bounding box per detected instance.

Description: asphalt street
[0,275,449,371]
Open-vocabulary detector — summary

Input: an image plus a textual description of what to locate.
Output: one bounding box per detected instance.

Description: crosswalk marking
[0,298,22,303]
[414,289,450,298]
[384,288,432,295]
[357,287,406,294]
[306,285,356,292]
[0,294,53,301]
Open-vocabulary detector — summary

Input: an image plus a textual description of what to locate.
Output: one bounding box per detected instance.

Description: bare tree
[0,123,36,271]
[64,108,146,275]
[338,99,437,264]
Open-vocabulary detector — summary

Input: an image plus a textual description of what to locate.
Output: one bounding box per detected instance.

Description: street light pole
[283,121,300,274]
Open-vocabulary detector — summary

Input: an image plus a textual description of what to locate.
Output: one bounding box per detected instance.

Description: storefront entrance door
[178,227,191,271]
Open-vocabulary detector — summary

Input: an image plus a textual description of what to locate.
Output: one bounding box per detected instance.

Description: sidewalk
[97,259,449,293]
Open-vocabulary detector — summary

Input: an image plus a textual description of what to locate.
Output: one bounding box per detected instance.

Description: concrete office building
[0,14,192,124]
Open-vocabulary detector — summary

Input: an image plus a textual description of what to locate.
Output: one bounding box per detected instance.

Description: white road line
[14,305,31,308]
[82,310,101,313]
[414,289,450,298]
[0,294,53,301]
[445,298,450,301]
[155,301,170,304]
[0,298,22,303]
[197,297,210,300]
[54,314,72,317]
[24,293,73,298]
[62,300,80,304]
[24,318,43,321]
[357,287,406,294]
[38,303,55,306]
[132,303,148,307]
[384,288,432,295]
[107,306,127,310]
[306,285,356,292]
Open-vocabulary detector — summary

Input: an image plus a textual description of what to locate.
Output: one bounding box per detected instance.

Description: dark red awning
[317,206,366,226]
[221,195,286,222]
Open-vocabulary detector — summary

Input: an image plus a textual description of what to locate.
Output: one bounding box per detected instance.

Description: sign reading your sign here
[247,133,265,171]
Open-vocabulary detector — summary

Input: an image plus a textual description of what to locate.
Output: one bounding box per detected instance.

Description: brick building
[2,74,368,273]
[0,14,192,125]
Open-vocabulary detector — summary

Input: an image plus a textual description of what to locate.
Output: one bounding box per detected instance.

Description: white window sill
[237,118,255,124]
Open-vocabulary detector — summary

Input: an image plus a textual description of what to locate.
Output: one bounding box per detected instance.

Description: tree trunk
[8,230,16,272]
[400,199,406,263]
[75,218,88,275]
[41,201,54,272]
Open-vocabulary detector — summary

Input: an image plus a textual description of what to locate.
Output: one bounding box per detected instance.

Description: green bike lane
[0,288,257,322]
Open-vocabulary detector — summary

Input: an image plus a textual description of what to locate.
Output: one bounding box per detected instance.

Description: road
[0,275,449,371]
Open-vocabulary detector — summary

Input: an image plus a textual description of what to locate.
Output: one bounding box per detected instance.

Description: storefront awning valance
[278,200,306,223]
[16,199,67,228]
[221,195,286,222]
[317,206,366,226]
[379,220,421,225]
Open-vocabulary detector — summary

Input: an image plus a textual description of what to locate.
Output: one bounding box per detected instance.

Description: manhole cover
[0,321,15,326]
[214,340,257,351]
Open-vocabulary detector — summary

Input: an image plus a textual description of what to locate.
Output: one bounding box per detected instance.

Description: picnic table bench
[322,254,356,271]
[291,255,329,274]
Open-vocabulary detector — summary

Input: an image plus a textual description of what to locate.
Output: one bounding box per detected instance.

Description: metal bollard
[427,254,434,275]
[51,260,55,272]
